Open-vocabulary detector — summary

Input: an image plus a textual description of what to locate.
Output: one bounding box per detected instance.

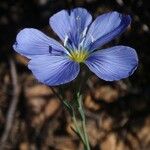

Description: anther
[49,46,52,53]
[76,16,80,20]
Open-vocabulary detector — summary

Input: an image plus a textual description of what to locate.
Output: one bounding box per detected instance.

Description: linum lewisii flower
[13,8,138,86]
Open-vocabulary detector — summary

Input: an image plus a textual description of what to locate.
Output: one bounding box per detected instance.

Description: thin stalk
[82,115,90,150]
[50,83,90,149]
[72,111,86,145]
[77,94,91,150]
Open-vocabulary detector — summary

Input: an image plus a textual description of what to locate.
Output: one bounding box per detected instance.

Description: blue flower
[13,8,138,86]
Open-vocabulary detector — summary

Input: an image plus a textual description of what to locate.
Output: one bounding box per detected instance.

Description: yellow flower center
[69,50,89,63]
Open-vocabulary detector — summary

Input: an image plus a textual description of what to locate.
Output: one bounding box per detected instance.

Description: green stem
[77,94,90,150]
[50,87,90,149]
[82,111,90,150]
[72,111,85,145]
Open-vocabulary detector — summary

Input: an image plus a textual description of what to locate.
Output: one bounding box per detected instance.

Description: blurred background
[0,0,149,149]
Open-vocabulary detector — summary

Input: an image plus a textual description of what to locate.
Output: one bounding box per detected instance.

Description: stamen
[79,37,85,50]
[90,34,95,43]
[82,27,88,38]
[64,35,69,47]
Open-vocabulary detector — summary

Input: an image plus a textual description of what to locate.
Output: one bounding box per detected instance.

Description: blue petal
[49,8,92,48]
[28,55,80,85]
[84,11,131,51]
[85,46,138,81]
[13,28,67,58]
[69,8,92,47]
[49,10,70,41]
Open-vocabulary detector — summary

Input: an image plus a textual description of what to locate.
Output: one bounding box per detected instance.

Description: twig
[0,59,20,150]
